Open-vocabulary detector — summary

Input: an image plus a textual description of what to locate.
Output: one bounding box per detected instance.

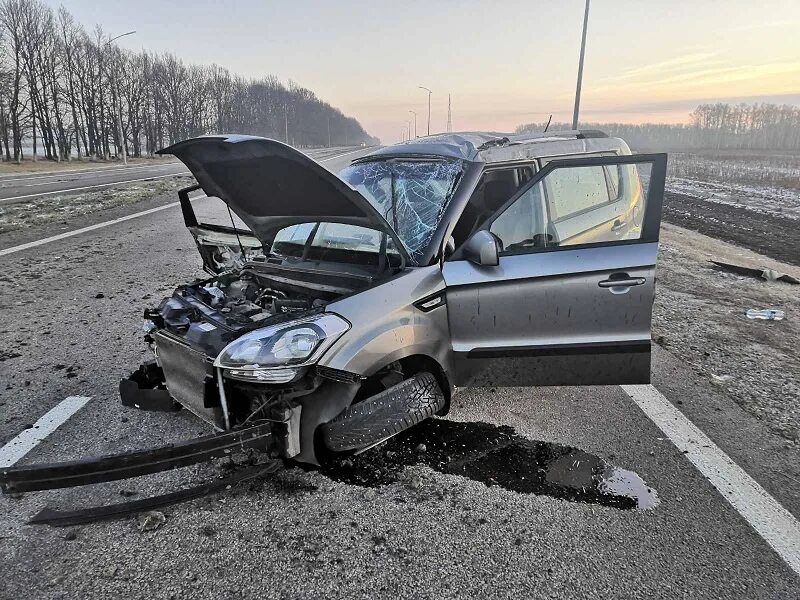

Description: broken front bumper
[0,423,273,494]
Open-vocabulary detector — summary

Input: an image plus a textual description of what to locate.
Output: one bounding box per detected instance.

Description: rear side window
[545,166,611,220]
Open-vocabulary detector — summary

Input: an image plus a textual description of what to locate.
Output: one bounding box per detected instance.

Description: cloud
[601,52,722,83]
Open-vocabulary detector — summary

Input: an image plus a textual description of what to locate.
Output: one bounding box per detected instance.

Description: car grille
[154,331,223,429]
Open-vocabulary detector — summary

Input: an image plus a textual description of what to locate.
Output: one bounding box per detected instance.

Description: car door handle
[611,220,627,231]
[598,277,646,288]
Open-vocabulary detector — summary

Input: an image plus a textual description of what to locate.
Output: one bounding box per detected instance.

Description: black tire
[320,371,445,452]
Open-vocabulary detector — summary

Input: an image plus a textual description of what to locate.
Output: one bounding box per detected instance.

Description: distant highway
[0,161,189,206]
[0,147,356,206]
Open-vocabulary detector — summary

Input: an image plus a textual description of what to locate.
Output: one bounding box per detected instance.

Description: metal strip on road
[0,147,371,257]
[0,171,190,205]
[0,396,91,468]
[623,384,800,576]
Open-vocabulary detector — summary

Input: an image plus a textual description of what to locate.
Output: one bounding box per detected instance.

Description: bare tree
[0,0,376,163]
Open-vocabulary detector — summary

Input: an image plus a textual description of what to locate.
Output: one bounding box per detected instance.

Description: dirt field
[663,151,800,266]
[654,223,799,442]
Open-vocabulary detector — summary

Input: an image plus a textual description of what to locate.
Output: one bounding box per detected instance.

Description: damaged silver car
[1,131,666,511]
[128,131,666,461]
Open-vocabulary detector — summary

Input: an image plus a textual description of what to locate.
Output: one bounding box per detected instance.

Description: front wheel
[320,372,445,452]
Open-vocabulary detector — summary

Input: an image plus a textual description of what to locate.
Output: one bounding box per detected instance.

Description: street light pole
[571,0,590,130]
[104,30,135,165]
[418,86,432,136]
[408,110,417,138]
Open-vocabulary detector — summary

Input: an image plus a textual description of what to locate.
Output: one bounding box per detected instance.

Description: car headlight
[214,313,350,383]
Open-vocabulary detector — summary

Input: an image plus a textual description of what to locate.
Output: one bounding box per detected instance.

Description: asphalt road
[0,146,798,599]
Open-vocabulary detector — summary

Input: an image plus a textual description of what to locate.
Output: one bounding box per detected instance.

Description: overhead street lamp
[418,86,432,136]
[104,30,136,165]
[408,110,417,138]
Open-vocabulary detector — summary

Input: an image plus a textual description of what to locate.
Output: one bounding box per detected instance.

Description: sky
[49,0,800,143]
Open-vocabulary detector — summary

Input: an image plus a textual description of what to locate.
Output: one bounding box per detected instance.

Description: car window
[605,165,621,199]
[271,221,399,267]
[545,165,611,220]
[489,183,546,251]
[488,160,652,253]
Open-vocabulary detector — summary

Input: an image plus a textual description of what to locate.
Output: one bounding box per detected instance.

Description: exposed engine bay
[145,258,375,356]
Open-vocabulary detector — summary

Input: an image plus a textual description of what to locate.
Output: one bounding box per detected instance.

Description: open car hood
[158,135,410,263]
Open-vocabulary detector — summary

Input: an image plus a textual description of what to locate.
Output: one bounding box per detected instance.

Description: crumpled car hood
[158,135,410,262]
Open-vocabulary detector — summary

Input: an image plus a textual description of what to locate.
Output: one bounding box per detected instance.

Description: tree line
[516,103,800,152]
[0,0,376,163]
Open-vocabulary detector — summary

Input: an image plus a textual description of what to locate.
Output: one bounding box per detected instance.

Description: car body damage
[1,132,667,512]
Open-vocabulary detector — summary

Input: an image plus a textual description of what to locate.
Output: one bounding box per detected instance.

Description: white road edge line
[0,202,181,257]
[1,165,181,189]
[0,148,369,257]
[0,171,190,205]
[0,396,91,468]
[622,384,800,576]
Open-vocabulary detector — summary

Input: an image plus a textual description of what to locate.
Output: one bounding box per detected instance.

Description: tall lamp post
[408,110,417,138]
[418,86,432,136]
[104,30,135,165]
[571,0,590,130]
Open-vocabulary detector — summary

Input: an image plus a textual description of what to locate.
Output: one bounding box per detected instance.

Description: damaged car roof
[357,130,618,163]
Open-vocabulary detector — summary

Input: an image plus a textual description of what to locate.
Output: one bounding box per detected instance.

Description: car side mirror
[463,230,499,267]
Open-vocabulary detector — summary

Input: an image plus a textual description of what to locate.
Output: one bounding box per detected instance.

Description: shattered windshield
[339,158,465,262]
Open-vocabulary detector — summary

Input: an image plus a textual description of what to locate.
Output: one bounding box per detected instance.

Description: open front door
[442,153,667,387]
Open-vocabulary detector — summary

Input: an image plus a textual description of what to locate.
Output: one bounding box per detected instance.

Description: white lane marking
[0,165,181,189]
[318,147,370,162]
[0,396,91,467]
[0,162,181,183]
[0,202,180,257]
[0,147,372,258]
[0,172,190,205]
[623,384,800,576]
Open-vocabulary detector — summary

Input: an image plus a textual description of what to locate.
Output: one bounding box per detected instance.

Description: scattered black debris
[0,350,22,362]
[94,292,105,298]
[710,260,800,284]
[323,419,659,511]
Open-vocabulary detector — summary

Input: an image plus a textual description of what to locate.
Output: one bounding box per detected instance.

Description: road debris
[136,511,166,532]
[25,463,279,527]
[745,309,785,321]
[711,260,799,284]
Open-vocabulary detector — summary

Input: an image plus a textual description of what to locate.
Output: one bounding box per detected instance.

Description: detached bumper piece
[0,423,273,494]
[119,361,180,412]
[27,463,279,527]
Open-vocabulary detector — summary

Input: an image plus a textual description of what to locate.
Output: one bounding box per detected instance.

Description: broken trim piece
[28,463,280,527]
[0,423,273,493]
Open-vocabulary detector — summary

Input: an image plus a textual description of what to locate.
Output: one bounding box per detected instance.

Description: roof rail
[575,130,608,139]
